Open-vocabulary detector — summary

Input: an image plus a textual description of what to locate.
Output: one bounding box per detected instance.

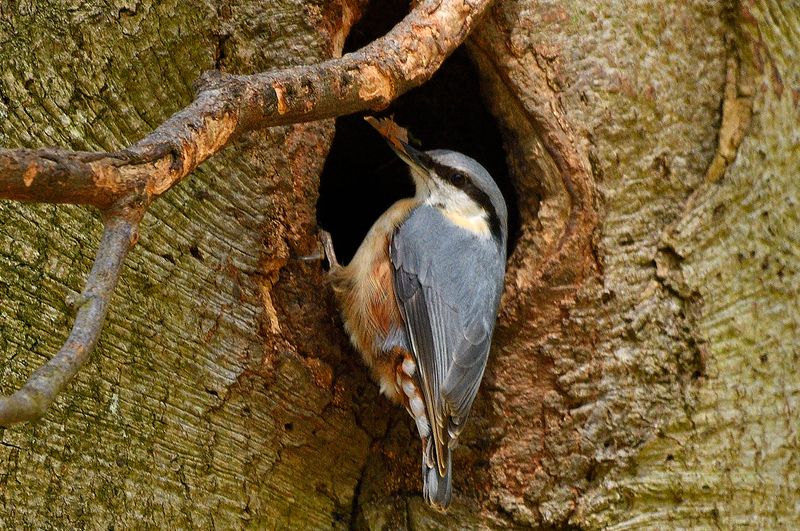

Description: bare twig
[0,213,140,425]
[0,0,493,426]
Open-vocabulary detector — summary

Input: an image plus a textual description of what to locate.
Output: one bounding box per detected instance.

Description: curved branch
[0,0,491,208]
[0,214,139,426]
[0,0,494,425]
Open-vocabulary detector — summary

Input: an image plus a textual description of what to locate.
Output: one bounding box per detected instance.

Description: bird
[320,117,507,510]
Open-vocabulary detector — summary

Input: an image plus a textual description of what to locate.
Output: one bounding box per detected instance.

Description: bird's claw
[318,229,340,270]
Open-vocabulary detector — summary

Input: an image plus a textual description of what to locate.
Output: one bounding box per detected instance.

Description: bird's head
[367,118,507,245]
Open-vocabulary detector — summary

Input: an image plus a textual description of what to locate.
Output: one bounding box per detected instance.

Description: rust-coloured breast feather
[329,197,420,401]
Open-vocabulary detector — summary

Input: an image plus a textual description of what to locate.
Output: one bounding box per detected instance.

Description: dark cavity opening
[316,3,520,265]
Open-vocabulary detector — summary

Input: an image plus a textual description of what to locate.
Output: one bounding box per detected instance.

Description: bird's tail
[422,441,452,510]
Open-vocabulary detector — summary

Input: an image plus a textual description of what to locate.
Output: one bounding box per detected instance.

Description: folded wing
[390,205,505,473]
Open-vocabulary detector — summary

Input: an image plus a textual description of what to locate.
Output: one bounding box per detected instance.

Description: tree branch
[0,214,139,425]
[0,0,490,208]
[0,0,493,426]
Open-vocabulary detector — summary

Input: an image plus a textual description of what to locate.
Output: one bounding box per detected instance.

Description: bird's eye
[449,172,466,187]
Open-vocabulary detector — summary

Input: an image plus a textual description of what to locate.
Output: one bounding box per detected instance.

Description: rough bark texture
[575,1,800,527]
[0,0,797,529]
[0,1,371,527]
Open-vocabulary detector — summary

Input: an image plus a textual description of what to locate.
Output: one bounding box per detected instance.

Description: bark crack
[651,37,756,389]
[347,459,368,530]
[702,50,754,185]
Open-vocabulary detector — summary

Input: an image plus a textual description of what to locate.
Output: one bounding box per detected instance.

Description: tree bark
[0,0,797,529]
[0,1,371,527]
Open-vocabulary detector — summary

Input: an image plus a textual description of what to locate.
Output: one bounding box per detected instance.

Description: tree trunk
[0,0,796,529]
[0,1,369,527]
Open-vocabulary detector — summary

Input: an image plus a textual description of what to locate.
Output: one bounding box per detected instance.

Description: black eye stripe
[429,159,503,243]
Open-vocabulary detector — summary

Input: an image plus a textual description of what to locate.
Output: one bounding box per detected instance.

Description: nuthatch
[322,118,507,510]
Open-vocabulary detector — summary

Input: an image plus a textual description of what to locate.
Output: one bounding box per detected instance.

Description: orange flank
[329,197,421,403]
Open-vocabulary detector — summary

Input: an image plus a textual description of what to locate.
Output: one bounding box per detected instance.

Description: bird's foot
[318,229,341,271]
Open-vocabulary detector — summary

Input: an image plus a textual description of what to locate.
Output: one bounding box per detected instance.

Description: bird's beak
[391,139,432,173]
[387,140,436,195]
[365,116,434,185]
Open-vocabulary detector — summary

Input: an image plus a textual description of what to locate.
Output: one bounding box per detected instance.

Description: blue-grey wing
[391,205,505,462]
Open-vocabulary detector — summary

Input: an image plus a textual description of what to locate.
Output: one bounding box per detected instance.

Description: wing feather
[390,205,505,470]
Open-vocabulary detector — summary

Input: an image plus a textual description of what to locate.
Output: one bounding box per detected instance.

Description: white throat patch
[426,186,491,238]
